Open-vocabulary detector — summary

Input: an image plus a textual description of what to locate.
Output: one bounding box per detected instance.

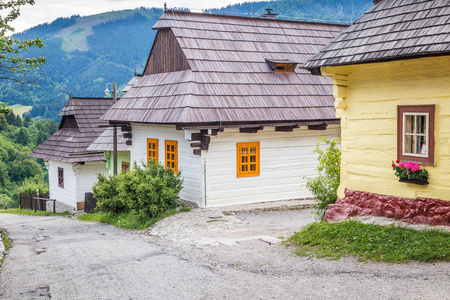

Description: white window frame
[402,112,429,158]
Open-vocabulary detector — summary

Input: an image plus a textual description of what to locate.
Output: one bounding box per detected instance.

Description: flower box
[398,178,429,185]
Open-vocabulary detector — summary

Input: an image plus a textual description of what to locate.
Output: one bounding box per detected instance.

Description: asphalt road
[1,211,449,300]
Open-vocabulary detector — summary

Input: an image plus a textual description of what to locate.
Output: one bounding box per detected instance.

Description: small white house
[103,11,346,207]
[30,97,112,212]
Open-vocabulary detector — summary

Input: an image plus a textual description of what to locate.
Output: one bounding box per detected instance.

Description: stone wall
[46,200,76,214]
[325,189,450,226]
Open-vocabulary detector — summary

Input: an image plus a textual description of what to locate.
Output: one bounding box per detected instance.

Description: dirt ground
[1,202,449,299]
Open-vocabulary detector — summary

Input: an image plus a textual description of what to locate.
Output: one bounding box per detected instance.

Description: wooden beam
[191,133,202,141]
[200,144,209,151]
[193,149,201,155]
[123,132,132,139]
[121,125,132,132]
[190,142,202,148]
[308,123,328,130]
[239,126,263,133]
[201,135,211,145]
[126,140,132,146]
[275,126,294,132]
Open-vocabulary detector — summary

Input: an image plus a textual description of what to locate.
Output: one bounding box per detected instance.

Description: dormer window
[265,59,297,73]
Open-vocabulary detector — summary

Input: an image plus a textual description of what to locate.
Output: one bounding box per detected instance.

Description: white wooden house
[30,97,112,212]
[102,11,346,207]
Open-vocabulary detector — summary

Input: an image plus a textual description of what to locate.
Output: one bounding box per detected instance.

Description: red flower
[392,163,396,168]
[396,160,400,163]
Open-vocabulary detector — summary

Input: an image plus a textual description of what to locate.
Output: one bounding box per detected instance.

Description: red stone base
[325,189,450,226]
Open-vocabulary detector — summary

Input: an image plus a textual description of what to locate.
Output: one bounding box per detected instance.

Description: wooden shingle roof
[87,127,131,152]
[103,11,347,126]
[30,97,113,163]
[304,0,450,70]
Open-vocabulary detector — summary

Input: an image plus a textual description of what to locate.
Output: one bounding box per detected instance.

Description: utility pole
[113,82,118,176]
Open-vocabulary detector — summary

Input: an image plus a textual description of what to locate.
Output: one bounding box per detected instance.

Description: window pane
[418,136,427,155]
[250,164,256,171]
[167,145,170,151]
[167,153,170,159]
[242,165,248,172]
[242,156,248,163]
[242,147,248,155]
[405,115,414,134]
[416,115,426,134]
[250,155,256,162]
[405,135,416,154]
[250,147,256,154]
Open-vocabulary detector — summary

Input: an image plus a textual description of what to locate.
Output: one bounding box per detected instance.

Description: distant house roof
[304,0,450,71]
[103,11,347,127]
[87,127,131,152]
[30,97,113,163]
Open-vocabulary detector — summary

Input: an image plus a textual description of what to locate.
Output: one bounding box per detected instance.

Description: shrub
[93,174,126,214]
[19,175,49,194]
[93,161,183,221]
[305,137,341,220]
[118,161,183,221]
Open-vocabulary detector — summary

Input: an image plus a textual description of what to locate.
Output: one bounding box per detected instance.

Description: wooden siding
[327,56,450,201]
[131,124,203,205]
[304,0,450,69]
[49,161,77,209]
[144,29,190,75]
[76,161,109,204]
[203,126,340,207]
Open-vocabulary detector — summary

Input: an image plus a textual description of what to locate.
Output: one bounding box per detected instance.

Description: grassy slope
[10,105,33,117]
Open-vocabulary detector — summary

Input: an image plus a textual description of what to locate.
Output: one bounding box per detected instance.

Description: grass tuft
[0,208,72,217]
[286,220,450,263]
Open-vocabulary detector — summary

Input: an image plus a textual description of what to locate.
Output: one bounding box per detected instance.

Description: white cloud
[11,0,245,33]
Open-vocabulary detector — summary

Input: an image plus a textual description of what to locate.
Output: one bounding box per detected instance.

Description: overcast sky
[11,0,243,33]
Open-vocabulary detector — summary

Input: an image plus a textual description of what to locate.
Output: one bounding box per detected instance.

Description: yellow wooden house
[304,0,450,226]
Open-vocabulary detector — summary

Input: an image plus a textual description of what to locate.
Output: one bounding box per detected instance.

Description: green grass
[0,208,72,217]
[78,207,190,230]
[10,104,32,117]
[1,230,11,252]
[1,230,11,269]
[286,220,450,263]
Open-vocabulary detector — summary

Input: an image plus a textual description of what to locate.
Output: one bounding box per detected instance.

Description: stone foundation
[325,189,450,226]
[46,200,76,214]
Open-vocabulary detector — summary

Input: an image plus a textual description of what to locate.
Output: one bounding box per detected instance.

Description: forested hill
[3,0,372,121]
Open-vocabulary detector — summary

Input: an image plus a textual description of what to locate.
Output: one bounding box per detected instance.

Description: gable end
[143,29,190,75]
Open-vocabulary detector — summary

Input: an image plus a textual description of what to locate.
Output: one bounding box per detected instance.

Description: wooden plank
[123,132,132,139]
[121,125,132,132]
[193,149,202,155]
[126,140,132,145]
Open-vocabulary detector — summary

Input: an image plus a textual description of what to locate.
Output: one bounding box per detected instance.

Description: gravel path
[1,203,449,299]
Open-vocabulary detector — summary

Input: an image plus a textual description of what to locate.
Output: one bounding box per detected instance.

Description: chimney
[261,9,277,19]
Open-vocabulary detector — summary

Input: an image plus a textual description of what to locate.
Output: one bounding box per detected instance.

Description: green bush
[93,174,126,214]
[19,175,49,194]
[305,137,341,220]
[0,194,12,208]
[93,161,183,221]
